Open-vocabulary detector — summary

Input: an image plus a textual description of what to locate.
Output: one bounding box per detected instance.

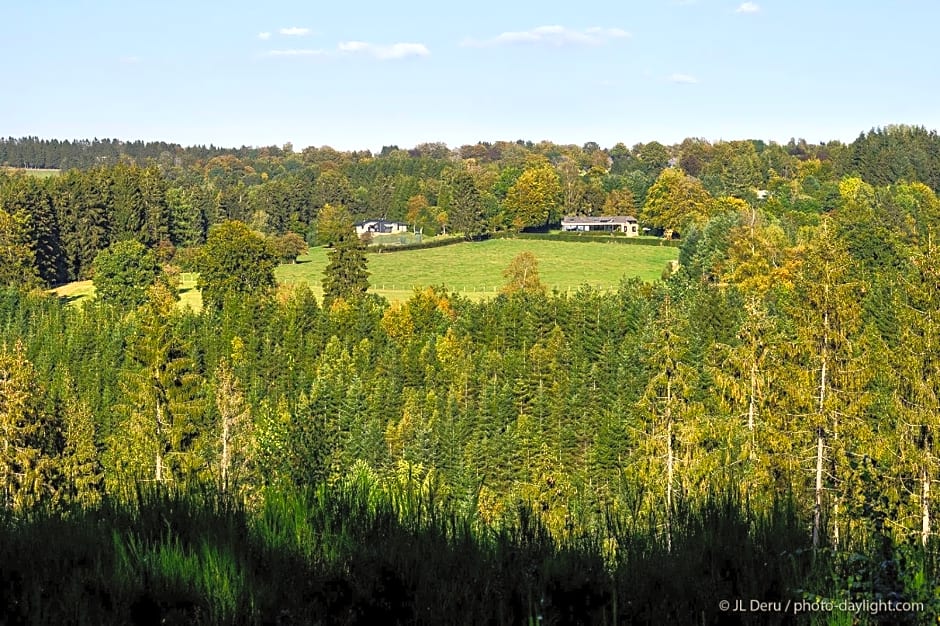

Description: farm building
[561,215,639,235]
[355,219,409,237]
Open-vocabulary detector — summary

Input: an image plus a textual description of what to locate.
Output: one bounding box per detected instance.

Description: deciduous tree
[92,240,161,308]
[197,220,277,310]
[504,163,562,230]
[640,168,713,236]
[502,252,546,296]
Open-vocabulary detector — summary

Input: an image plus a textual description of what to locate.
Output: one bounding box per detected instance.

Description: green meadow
[278,238,679,302]
[52,272,203,309]
[0,167,61,178]
[51,239,678,306]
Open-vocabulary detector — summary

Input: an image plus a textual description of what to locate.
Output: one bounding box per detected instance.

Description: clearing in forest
[277,238,678,302]
[51,238,677,308]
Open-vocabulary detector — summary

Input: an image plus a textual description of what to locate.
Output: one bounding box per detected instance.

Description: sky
[3,1,939,152]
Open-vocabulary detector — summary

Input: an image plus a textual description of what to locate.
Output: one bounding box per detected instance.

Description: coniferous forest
[1,128,940,624]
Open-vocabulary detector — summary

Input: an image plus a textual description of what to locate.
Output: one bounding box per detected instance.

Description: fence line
[374,284,620,296]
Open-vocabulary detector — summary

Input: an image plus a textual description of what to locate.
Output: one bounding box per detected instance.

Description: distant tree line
[2,125,940,289]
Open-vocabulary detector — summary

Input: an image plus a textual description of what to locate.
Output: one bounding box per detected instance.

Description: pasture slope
[51,238,679,307]
[0,167,61,178]
[277,238,679,302]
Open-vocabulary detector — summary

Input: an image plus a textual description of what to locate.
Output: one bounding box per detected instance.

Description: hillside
[52,239,678,306]
[278,238,678,301]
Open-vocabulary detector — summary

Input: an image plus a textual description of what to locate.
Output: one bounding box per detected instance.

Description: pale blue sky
[3,1,938,151]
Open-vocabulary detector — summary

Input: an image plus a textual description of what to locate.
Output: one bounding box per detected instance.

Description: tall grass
[0,483,935,624]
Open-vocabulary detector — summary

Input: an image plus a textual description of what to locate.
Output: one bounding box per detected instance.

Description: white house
[561,215,639,236]
[354,219,409,237]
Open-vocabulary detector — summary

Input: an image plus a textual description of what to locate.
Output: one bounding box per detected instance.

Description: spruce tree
[215,355,252,493]
[322,228,369,307]
[896,245,940,546]
[108,283,204,487]
[0,342,60,510]
[60,381,103,507]
[0,208,40,288]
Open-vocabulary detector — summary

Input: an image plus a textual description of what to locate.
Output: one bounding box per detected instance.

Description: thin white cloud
[119,56,141,64]
[265,48,328,57]
[265,41,429,61]
[462,25,629,47]
[736,2,760,13]
[338,41,430,60]
[279,26,311,36]
[257,32,271,40]
[337,41,370,53]
[668,73,699,84]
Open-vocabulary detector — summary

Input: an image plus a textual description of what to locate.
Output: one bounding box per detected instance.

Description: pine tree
[60,381,103,507]
[637,293,699,550]
[0,208,40,288]
[108,283,205,487]
[322,228,369,307]
[0,342,60,510]
[895,245,940,546]
[215,355,251,493]
[783,219,866,549]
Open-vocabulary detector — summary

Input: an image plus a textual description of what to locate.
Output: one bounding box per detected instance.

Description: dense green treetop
[92,240,161,308]
[640,168,713,235]
[321,227,369,307]
[196,220,276,310]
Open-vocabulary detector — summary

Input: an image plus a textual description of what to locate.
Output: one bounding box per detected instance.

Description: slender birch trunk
[922,467,931,548]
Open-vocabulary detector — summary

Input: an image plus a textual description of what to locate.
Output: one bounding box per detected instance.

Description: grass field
[51,239,677,307]
[51,273,202,310]
[278,238,678,302]
[1,167,61,178]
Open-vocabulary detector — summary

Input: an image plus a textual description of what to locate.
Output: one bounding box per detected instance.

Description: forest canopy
[2,127,940,622]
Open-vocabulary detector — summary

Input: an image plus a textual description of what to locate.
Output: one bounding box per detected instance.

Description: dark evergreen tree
[0,208,41,288]
[0,342,62,510]
[447,170,487,238]
[107,284,205,486]
[0,175,64,285]
[322,228,369,307]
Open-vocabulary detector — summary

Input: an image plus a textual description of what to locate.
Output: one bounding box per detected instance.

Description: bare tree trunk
[923,467,931,548]
[155,399,164,483]
[666,378,674,554]
[813,313,828,550]
[667,421,674,511]
[813,431,823,549]
[221,412,231,490]
[748,363,756,432]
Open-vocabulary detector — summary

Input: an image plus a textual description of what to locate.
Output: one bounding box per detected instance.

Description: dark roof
[354,219,408,227]
[561,215,637,225]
